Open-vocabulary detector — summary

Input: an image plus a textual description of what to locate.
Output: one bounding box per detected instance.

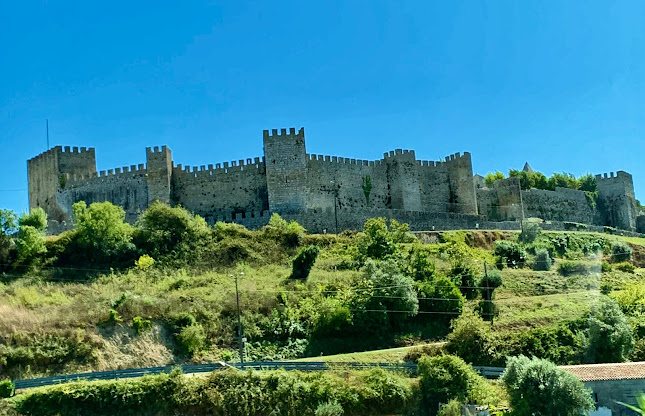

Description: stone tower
[146,146,173,204]
[446,152,478,214]
[384,150,422,211]
[263,128,308,213]
[596,171,638,231]
[27,146,97,222]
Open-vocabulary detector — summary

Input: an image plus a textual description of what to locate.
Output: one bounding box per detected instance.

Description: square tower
[146,146,173,204]
[263,128,308,214]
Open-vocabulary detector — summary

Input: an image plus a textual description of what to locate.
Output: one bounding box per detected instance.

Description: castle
[27,127,645,235]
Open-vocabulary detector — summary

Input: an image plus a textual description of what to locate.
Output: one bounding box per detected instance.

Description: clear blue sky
[1,1,644,214]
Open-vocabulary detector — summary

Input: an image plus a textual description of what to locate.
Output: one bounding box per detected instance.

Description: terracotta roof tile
[560,362,645,382]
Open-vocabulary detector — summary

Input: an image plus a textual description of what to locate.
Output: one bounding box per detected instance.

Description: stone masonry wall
[476,177,523,221]
[60,164,149,223]
[306,154,387,212]
[28,146,96,222]
[171,157,268,224]
[522,187,594,224]
[305,150,477,216]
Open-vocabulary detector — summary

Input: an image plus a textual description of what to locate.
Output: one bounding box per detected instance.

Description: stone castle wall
[26,127,642,234]
[171,157,268,223]
[522,187,595,224]
[60,163,149,223]
[477,173,642,231]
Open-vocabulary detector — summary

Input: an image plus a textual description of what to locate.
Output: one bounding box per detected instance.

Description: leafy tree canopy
[72,201,134,262]
[19,207,47,231]
[502,355,595,416]
[485,169,597,194]
[135,201,211,263]
[587,297,634,363]
[0,209,17,236]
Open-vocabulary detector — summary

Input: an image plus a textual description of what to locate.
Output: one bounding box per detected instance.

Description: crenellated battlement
[61,146,93,154]
[382,149,415,159]
[307,154,377,166]
[146,145,169,155]
[64,163,147,186]
[263,127,304,139]
[28,145,95,163]
[595,171,632,181]
[174,156,265,178]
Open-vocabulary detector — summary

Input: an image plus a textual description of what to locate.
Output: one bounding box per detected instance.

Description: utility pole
[46,119,49,149]
[234,272,245,363]
[484,261,493,326]
[518,179,525,235]
[321,181,341,234]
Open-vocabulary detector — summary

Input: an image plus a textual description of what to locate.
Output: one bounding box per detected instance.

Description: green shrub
[418,355,497,416]
[0,380,14,398]
[167,312,197,331]
[12,370,184,416]
[132,317,152,334]
[493,241,526,268]
[532,248,552,271]
[135,254,155,271]
[405,245,436,281]
[601,260,612,273]
[611,282,645,315]
[12,367,411,416]
[600,281,613,295]
[478,270,502,321]
[361,259,419,318]
[416,275,464,316]
[0,332,97,379]
[501,323,585,365]
[68,201,136,266]
[176,324,207,356]
[403,343,446,363]
[213,221,253,240]
[212,238,259,266]
[449,263,478,300]
[502,356,594,416]
[445,310,496,366]
[630,339,645,361]
[263,213,305,247]
[107,309,122,324]
[358,218,396,260]
[437,400,462,416]
[135,201,212,266]
[587,297,634,363]
[290,245,320,279]
[19,208,47,231]
[310,297,351,337]
[315,400,344,416]
[615,262,636,273]
[611,241,633,263]
[557,261,592,276]
[519,221,541,244]
[220,349,234,362]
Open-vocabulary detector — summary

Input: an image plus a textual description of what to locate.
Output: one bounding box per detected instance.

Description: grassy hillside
[1,202,645,383]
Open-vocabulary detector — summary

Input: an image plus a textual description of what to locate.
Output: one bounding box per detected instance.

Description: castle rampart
[26,127,642,234]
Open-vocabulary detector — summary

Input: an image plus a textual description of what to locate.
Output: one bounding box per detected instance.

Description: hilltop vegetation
[1,202,645,408]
